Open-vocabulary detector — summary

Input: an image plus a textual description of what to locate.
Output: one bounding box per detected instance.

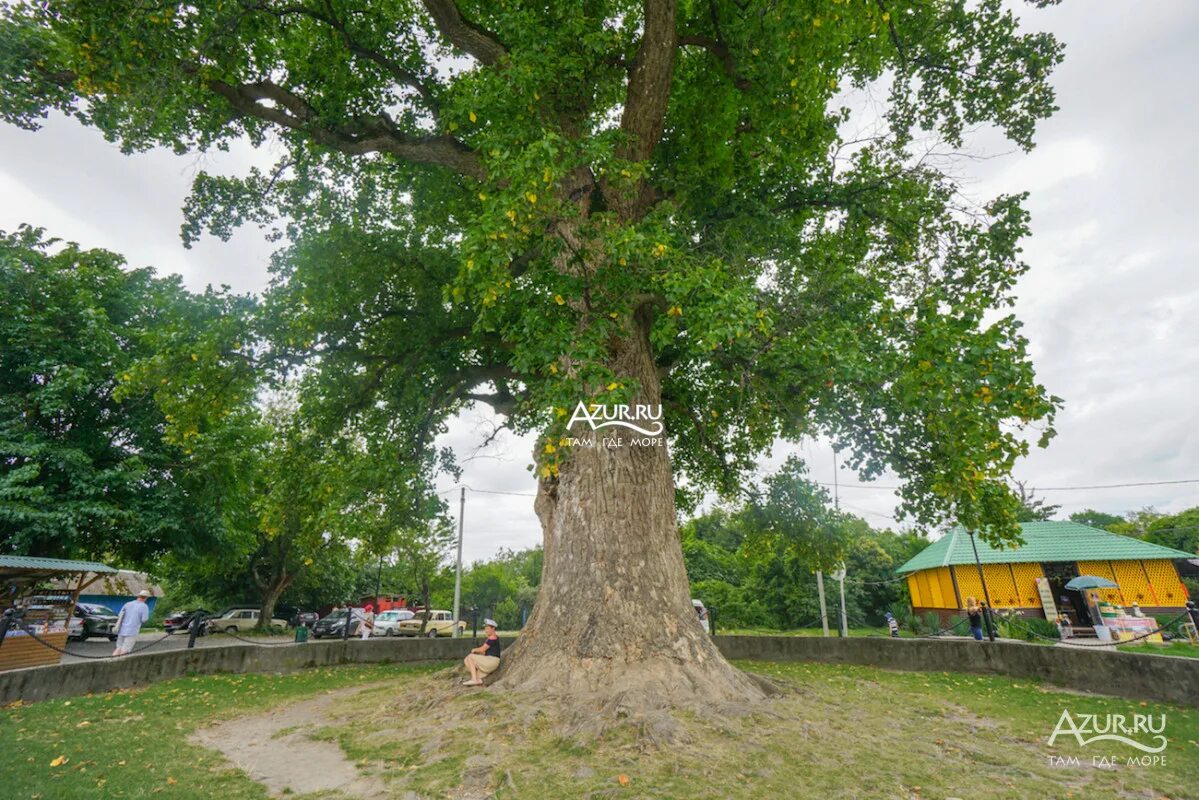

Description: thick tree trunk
[493,310,764,729]
[257,576,290,630]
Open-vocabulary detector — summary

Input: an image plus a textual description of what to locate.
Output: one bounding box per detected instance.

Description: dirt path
[190,685,392,799]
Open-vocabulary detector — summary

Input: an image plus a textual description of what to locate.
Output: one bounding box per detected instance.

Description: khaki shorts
[470,654,500,674]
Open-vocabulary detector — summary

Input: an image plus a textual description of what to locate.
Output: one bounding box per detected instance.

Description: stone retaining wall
[715,635,1197,707]
[1,635,1195,707]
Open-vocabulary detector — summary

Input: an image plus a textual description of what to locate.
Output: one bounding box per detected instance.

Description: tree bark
[493,309,764,728]
[257,573,291,629]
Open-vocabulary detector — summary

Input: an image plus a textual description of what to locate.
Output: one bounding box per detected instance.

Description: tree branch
[265,3,444,117]
[618,0,678,165]
[420,0,508,66]
[206,78,484,178]
[603,0,678,221]
[678,34,750,90]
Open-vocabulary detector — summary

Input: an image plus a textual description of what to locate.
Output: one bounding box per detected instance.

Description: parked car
[311,608,363,639]
[206,608,288,634]
[371,608,416,637]
[67,614,84,641]
[73,603,119,641]
[395,610,466,638]
[288,610,319,628]
[693,599,709,634]
[163,608,211,635]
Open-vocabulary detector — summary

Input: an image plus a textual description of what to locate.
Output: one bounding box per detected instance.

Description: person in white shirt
[112,590,152,656]
[357,604,375,640]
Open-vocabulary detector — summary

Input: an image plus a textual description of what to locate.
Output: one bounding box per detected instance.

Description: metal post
[187,613,201,649]
[816,570,829,637]
[375,554,384,604]
[452,487,465,638]
[968,530,996,641]
[838,573,848,637]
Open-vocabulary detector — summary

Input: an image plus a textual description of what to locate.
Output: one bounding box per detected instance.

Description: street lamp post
[452,487,465,638]
[968,529,997,641]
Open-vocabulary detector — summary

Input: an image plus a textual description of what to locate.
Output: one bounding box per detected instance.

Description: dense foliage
[0,227,254,562]
[0,0,1066,543]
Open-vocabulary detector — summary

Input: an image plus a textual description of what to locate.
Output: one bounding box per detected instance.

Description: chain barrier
[998,611,1190,648]
[14,621,175,659]
[217,629,304,647]
[916,616,973,638]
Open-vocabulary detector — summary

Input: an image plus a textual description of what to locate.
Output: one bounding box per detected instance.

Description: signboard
[1035,577,1058,621]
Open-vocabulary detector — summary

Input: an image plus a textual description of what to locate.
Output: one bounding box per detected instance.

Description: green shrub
[1153,614,1185,638]
[997,614,1058,642]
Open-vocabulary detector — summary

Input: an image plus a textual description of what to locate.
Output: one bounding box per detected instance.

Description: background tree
[0,226,253,563]
[1011,479,1061,522]
[1068,509,1125,531]
[0,0,1064,716]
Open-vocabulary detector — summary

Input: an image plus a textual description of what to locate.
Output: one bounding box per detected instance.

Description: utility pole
[823,448,840,637]
[452,486,465,638]
[816,570,829,636]
[374,554,383,602]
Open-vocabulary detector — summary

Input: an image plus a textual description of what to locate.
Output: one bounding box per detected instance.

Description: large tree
[0,1,1063,715]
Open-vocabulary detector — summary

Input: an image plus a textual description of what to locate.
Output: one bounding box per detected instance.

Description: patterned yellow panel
[907,574,924,607]
[1112,560,1155,605]
[922,570,944,607]
[1078,561,1125,604]
[1142,559,1188,606]
[982,564,1020,608]
[953,565,985,608]
[935,567,958,609]
[1010,562,1045,607]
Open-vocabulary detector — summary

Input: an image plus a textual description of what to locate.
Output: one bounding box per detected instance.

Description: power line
[1034,479,1199,491]
[437,484,537,498]
[813,477,1199,493]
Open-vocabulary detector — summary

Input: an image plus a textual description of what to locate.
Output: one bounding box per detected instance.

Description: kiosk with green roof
[0,556,117,671]
[896,521,1194,631]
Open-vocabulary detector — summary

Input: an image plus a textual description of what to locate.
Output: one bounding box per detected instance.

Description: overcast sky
[2,3,1196,563]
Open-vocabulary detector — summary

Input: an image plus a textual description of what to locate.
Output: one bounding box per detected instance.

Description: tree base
[489,652,777,744]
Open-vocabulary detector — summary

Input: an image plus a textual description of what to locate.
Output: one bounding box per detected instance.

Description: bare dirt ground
[190,684,393,799]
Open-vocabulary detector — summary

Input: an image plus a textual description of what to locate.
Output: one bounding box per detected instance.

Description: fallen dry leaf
[49,756,68,767]
[618,774,630,786]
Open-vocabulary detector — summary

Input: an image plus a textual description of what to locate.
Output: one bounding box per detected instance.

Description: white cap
[483,618,497,628]
[137,589,152,598]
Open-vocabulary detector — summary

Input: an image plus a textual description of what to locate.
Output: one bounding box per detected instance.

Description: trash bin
[294,625,308,643]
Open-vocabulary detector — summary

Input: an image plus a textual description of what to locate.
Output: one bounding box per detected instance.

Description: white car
[67,615,84,641]
[207,608,289,634]
[371,608,416,636]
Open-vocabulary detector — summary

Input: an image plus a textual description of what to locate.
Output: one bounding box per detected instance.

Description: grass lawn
[0,663,441,799]
[1118,641,1199,659]
[3,661,1196,799]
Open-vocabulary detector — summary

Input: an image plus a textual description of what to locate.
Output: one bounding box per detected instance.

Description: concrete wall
[715,635,1198,708]
[1,635,1195,708]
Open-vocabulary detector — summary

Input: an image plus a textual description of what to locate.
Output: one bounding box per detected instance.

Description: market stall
[0,556,117,671]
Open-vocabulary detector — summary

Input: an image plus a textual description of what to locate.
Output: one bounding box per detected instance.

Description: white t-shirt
[116,600,150,636]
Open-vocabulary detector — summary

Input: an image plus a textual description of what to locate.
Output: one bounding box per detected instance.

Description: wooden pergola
[0,556,117,671]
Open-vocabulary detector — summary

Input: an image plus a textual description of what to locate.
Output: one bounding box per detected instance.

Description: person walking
[884,611,900,637]
[966,596,984,641]
[462,619,502,686]
[112,589,152,656]
[357,604,375,640]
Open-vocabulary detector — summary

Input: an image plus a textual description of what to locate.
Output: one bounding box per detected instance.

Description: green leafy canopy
[0,0,1064,543]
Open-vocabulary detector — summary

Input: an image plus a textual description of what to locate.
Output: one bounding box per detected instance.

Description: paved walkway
[58,631,298,664]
